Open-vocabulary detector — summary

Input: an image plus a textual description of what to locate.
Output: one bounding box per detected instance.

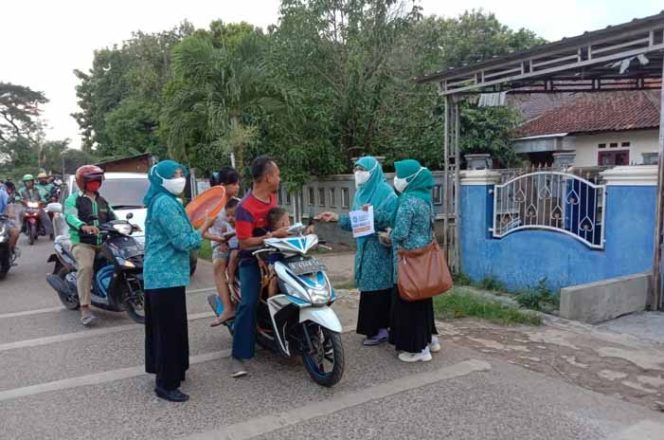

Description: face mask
[86,181,102,193]
[163,177,187,195]
[354,163,377,188]
[394,167,424,193]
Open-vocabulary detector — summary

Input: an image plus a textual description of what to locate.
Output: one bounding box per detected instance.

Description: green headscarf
[394,159,433,204]
[144,160,190,221]
[353,156,395,210]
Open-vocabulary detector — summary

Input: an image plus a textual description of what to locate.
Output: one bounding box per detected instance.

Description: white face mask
[155,168,187,195]
[394,167,424,193]
[354,163,377,188]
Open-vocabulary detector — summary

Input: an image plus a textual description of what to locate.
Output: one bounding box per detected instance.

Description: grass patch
[515,279,559,313]
[434,286,542,326]
[198,239,212,262]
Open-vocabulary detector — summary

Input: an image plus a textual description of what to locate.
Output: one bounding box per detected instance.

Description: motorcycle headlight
[308,287,330,306]
[27,202,39,208]
[113,224,133,235]
[117,258,136,268]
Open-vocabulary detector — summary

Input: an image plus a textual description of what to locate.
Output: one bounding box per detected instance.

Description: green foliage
[434,286,542,326]
[452,272,472,286]
[515,278,559,313]
[478,276,507,292]
[71,3,545,184]
[460,104,522,167]
[0,83,48,143]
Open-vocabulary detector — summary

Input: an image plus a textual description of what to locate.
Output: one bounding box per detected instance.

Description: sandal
[80,313,98,327]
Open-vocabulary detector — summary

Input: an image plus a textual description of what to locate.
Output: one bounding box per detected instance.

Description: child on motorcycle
[207,198,240,326]
[266,207,290,297]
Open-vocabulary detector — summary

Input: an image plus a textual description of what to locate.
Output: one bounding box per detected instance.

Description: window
[609,142,618,148]
[433,185,443,205]
[308,187,315,206]
[341,188,350,209]
[329,188,336,207]
[318,187,325,206]
[621,142,631,148]
[598,150,630,166]
[598,143,606,149]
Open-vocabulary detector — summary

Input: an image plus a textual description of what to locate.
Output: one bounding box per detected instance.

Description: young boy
[207,198,240,326]
[266,207,290,297]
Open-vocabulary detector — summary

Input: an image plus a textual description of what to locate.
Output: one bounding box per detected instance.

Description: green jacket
[64,192,116,245]
[36,183,54,201]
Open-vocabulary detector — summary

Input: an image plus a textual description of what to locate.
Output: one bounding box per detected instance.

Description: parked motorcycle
[0,215,18,280]
[46,213,146,324]
[208,224,345,387]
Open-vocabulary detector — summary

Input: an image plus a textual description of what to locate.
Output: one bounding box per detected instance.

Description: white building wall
[569,129,659,166]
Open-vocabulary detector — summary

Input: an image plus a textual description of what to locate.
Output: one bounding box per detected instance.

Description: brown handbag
[397,239,453,302]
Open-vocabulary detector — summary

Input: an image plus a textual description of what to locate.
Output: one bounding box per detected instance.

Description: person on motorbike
[19,174,54,238]
[36,172,55,202]
[230,156,290,378]
[64,165,116,326]
[0,181,21,256]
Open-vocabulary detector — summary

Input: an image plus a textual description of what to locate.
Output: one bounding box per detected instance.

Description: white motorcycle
[208,224,344,387]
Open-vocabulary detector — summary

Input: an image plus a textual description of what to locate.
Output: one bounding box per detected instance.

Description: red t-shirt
[235,192,278,241]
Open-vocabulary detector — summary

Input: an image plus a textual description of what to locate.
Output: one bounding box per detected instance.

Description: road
[1,236,663,440]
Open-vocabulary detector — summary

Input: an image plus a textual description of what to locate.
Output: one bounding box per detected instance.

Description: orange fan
[186,186,227,228]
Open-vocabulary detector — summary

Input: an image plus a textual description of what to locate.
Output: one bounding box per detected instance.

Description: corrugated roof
[515,90,661,137]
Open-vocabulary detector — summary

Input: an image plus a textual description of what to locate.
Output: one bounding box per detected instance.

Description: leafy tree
[0,83,48,143]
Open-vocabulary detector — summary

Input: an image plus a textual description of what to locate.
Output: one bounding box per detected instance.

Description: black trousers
[389,286,437,353]
[145,286,189,390]
[356,288,392,337]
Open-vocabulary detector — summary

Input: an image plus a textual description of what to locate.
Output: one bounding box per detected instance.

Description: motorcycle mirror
[125,213,134,220]
[46,202,63,214]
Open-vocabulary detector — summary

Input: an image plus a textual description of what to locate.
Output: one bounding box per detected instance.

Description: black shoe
[155,387,189,402]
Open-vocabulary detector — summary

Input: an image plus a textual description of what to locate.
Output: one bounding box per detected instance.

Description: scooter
[0,215,18,280]
[21,200,45,245]
[46,215,146,324]
[208,223,345,387]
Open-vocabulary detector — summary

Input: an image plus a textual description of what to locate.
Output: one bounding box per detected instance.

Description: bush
[515,278,559,313]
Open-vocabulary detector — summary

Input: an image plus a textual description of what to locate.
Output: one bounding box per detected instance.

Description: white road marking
[0,311,214,352]
[0,349,232,403]
[0,287,217,320]
[186,359,492,440]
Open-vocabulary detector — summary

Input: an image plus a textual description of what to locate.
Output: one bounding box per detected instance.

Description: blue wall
[460,183,656,292]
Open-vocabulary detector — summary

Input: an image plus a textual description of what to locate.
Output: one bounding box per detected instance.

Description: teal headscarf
[352,156,394,210]
[144,160,190,220]
[394,159,433,204]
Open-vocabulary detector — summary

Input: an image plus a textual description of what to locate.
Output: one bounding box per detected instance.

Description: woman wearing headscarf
[143,160,214,402]
[318,156,397,346]
[389,159,440,363]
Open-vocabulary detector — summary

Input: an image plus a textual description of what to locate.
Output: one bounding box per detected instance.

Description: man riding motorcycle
[64,165,116,326]
[19,174,54,238]
[0,182,20,257]
[36,172,55,202]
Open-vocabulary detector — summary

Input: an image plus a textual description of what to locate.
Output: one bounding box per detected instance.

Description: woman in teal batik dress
[319,156,398,346]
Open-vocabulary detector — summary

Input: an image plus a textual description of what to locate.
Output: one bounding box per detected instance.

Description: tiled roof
[514,90,661,138]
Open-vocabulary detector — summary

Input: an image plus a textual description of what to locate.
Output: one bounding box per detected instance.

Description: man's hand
[270,226,291,239]
[81,225,99,235]
[315,212,338,222]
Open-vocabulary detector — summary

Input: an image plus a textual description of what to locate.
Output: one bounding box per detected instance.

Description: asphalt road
[1,235,663,440]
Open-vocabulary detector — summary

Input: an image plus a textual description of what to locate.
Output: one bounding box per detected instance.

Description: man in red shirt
[231,156,289,378]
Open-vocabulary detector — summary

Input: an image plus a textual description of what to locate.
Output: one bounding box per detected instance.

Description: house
[511,90,660,167]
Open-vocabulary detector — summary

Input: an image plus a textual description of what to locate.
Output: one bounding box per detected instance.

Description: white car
[53,172,198,274]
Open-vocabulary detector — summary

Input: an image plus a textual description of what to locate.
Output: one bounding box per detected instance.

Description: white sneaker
[429,336,441,353]
[398,347,432,363]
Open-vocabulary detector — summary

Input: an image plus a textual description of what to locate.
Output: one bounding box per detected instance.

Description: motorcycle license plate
[287,259,326,275]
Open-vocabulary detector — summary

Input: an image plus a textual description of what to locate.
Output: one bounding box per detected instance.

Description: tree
[0,83,48,143]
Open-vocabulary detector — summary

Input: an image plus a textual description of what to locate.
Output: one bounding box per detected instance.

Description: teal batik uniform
[339,156,398,292]
[143,161,201,290]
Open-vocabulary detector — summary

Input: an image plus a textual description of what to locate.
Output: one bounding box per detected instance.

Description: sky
[1,0,662,149]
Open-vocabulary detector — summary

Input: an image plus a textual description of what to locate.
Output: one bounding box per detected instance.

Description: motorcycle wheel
[0,247,10,280]
[301,325,344,387]
[125,290,145,324]
[55,267,80,310]
[28,224,36,245]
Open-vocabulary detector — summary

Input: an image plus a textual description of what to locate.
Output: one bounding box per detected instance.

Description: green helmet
[22,174,35,182]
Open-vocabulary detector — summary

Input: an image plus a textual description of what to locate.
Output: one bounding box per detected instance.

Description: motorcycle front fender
[299,306,343,333]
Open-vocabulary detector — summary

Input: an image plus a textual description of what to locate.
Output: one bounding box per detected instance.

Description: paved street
[1,237,664,440]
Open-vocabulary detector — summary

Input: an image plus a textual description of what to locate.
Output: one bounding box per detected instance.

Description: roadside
[318,251,664,412]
